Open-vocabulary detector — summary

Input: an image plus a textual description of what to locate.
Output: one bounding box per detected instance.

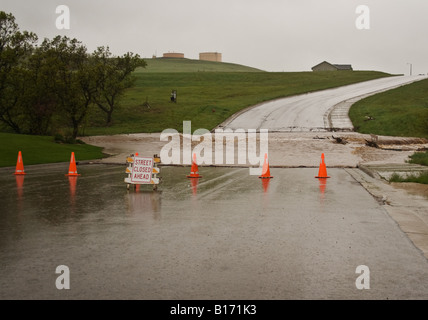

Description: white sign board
[131,157,153,184]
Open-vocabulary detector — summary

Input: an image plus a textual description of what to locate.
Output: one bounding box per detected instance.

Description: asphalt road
[1,164,427,300]
[220,75,428,132]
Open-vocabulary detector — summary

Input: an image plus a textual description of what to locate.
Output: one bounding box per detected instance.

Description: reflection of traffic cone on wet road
[261,178,270,192]
[68,176,77,197]
[66,152,81,176]
[259,153,273,179]
[187,153,201,178]
[16,175,25,199]
[190,177,199,195]
[315,153,330,179]
[318,177,327,195]
[14,151,26,175]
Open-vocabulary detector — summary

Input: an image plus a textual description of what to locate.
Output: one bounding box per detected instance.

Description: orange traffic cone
[14,151,26,175]
[315,153,330,178]
[66,152,81,176]
[187,153,201,178]
[259,153,273,179]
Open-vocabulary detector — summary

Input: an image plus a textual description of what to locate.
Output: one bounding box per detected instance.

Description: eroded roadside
[81,131,427,168]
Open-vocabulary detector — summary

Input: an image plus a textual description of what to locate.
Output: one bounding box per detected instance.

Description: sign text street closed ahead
[131,156,153,184]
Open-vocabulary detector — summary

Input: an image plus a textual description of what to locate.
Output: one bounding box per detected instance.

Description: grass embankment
[143,58,264,73]
[349,78,428,139]
[84,70,393,135]
[388,152,428,184]
[0,133,105,167]
[389,172,428,184]
[349,78,428,184]
[407,151,428,166]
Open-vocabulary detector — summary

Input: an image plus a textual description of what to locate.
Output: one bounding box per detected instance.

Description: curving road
[220,75,428,132]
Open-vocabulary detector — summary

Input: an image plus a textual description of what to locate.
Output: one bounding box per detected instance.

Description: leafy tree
[0,12,144,139]
[38,36,94,139]
[92,46,146,126]
[0,11,37,133]
[21,47,58,135]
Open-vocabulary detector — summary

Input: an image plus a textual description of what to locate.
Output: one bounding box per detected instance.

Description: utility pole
[407,63,412,76]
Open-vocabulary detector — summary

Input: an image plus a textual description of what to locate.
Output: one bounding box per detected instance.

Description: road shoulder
[346,167,428,260]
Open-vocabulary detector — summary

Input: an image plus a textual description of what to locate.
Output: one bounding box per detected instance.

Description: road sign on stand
[125,154,161,190]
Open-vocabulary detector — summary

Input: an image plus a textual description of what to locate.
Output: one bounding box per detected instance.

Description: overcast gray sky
[2,0,427,74]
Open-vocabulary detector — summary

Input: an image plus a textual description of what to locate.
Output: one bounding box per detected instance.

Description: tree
[39,36,94,139]
[0,11,37,133]
[0,12,145,138]
[21,46,58,135]
[92,46,146,126]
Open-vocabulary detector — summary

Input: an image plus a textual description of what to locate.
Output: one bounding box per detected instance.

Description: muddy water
[0,164,427,299]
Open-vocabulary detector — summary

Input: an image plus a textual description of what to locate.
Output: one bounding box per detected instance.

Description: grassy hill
[139,58,264,73]
[83,70,393,135]
[350,77,428,180]
[349,77,428,139]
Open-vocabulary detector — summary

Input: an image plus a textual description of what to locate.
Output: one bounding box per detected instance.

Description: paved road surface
[1,165,427,299]
[220,75,428,132]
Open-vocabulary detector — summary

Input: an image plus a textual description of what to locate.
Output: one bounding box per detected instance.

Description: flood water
[1,164,428,300]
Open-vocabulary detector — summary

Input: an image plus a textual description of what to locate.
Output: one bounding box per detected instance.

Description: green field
[0,133,106,167]
[142,58,264,72]
[83,66,392,135]
[349,78,428,139]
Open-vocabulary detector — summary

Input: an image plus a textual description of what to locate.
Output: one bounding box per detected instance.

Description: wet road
[221,75,428,132]
[1,164,428,299]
